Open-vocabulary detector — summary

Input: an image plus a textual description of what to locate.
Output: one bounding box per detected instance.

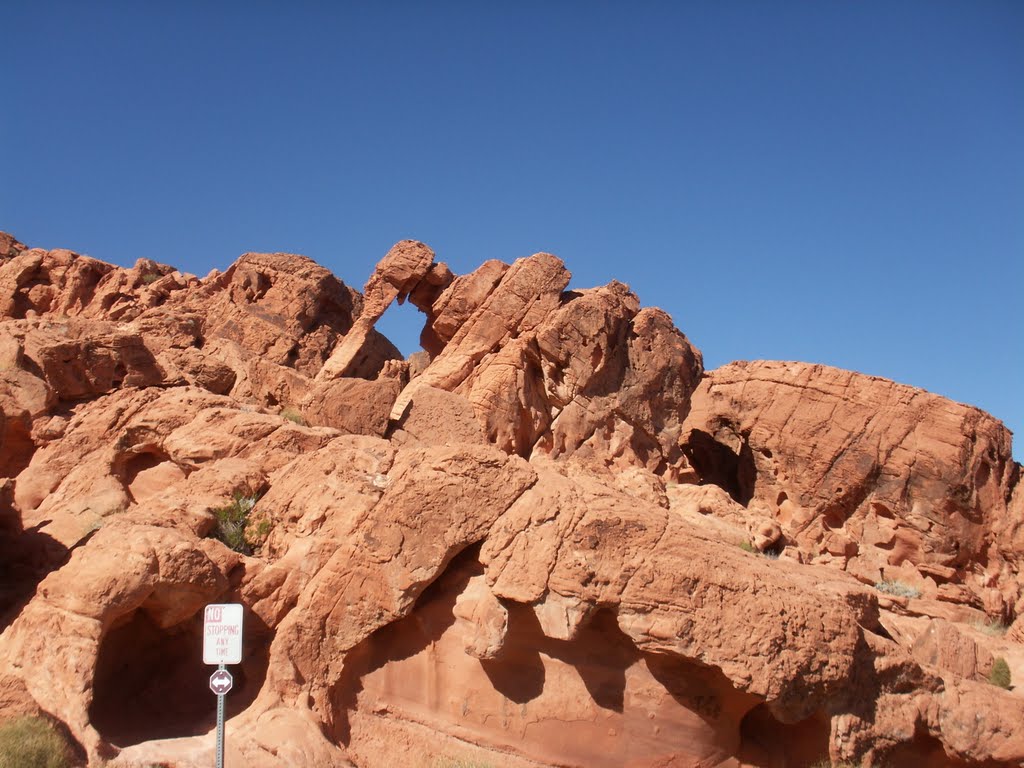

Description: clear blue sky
[3,2,1022,447]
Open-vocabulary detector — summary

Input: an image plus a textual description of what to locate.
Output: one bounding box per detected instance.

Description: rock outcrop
[0,232,1021,768]
[680,361,1020,615]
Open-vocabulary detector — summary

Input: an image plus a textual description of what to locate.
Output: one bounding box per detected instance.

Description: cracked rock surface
[0,232,1021,768]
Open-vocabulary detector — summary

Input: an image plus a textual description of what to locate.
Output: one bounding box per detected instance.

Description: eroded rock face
[0,232,1021,768]
[680,360,1020,614]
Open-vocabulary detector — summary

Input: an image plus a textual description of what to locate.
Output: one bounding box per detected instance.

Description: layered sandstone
[0,232,1020,768]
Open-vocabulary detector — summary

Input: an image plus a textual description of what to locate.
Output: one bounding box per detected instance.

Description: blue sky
[3,2,1022,447]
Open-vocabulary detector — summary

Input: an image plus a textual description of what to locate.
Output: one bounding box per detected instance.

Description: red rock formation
[680,360,1020,614]
[0,232,1021,768]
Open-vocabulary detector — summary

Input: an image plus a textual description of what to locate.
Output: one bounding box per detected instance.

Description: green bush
[738,539,782,559]
[279,407,306,425]
[989,657,1012,689]
[210,492,261,555]
[0,716,72,768]
[874,579,921,599]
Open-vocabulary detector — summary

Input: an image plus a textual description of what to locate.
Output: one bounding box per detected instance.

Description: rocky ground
[0,230,1021,767]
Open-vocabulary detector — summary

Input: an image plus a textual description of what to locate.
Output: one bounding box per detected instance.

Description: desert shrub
[210,492,260,555]
[989,657,1012,689]
[246,517,273,548]
[0,715,72,768]
[141,272,161,285]
[280,407,306,425]
[739,539,782,559]
[874,579,921,599]
[974,617,1009,636]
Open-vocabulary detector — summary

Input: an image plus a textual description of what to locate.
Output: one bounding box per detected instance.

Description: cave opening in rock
[89,605,269,748]
[681,428,757,505]
[737,702,830,767]
[0,523,69,631]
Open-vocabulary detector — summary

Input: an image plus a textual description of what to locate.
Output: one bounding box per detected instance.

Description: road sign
[209,668,233,696]
[203,603,244,665]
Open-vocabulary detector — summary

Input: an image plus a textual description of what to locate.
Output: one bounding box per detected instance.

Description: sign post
[204,604,243,768]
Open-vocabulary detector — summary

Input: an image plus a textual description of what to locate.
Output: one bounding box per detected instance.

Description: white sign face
[203,603,244,665]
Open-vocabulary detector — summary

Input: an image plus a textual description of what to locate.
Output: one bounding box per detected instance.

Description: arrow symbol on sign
[209,669,234,696]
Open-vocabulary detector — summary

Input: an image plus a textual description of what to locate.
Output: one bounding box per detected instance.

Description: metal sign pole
[205,604,242,768]
[215,662,226,768]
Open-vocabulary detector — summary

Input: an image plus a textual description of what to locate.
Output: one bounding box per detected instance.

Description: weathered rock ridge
[0,232,1021,768]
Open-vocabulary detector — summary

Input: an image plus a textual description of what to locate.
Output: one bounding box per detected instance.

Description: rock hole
[975,460,990,489]
[89,605,270,749]
[375,296,428,360]
[0,417,34,477]
[681,429,756,505]
[119,450,188,505]
[0,522,70,631]
[870,501,896,519]
[865,622,894,642]
[109,361,127,389]
[737,703,829,767]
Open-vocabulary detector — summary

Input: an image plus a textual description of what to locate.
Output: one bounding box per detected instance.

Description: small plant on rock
[738,540,756,553]
[874,579,921,599]
[973,617,1009,637]
[210,491,261,555]
[279,407,306,425]
[989,657,1012,689]
[0,715,73,768]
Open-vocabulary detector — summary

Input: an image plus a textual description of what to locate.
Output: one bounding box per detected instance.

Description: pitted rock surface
[0,232,1020,768]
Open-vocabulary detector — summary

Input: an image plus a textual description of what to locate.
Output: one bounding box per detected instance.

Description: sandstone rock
[452,574,508,659]
[196,252,360,371]
[0,232,26,260]
[390,385,486,446]
[421,258,509,356]
[389,252,571,421]
[0,369,52,477]
[15,319,169,399]
[910,618,994,681]
[300,376,402,436]
[317,240,438,381]
[0,247,115,319]
[0,233,1021,768]
[681,360,1020,611]
[0,524,233,760]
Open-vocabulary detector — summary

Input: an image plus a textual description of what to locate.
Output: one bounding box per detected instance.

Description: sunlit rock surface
[0,232,1021,768]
